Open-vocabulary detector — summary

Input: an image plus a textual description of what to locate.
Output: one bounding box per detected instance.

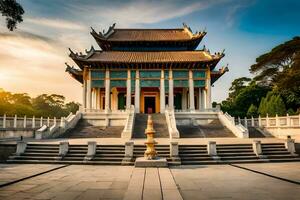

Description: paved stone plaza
[0,162,299,200]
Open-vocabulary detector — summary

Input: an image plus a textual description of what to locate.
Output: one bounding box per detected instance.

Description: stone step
[10,156,58,160]
[181,160,218,165]
[219,155,259,160]
[262,151,290,155]
[218,152,256,156]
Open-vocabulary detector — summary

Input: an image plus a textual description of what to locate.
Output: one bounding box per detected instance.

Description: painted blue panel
[141,80,160,87]
[131,80,135,92]
[110,71,127,79]
[164,70,169,79]
[91,80,104,88]
[111,80,126,88]
[91,71,105,79]
[131,71,136,79]
[165,80,169,90]
[174,80,188,87]
[173,70,188,79]
[193,71,206,78]
[194,80,206,87]
[140,71,161,78]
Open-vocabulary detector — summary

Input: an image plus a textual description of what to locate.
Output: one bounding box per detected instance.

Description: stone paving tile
[236,162,300,183]
[0,164,64,185]
[171,164,300,200]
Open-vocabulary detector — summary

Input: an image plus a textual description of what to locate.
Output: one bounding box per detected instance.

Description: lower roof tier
[69,49,224,70]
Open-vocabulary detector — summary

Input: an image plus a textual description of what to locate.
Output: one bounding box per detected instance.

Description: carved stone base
[135,157,168,168]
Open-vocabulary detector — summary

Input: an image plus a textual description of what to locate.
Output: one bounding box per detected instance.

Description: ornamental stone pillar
[203,89,207,109]
[199,88,203,110]
[188,70,195,111]
[82,79,87,109]
[134,70,140,113]
[160,69,165,113]
[206,69,212,109]
[168,69,174,109]
[86,69,92,110]
[182,88,187,110]
[126,70,131,109]
[105,69,110,113]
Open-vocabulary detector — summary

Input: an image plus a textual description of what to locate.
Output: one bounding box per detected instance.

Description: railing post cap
[170,141,178,145]
[208,141,216,145]
[60,141,69,145]
[125,141,134,145]
[88,141,97,145]
[253,140,261,144]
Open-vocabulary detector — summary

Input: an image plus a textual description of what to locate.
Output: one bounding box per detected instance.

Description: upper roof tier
[91,23,206,51]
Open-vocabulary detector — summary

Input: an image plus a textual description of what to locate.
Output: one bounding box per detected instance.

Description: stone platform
[135,157,168,167]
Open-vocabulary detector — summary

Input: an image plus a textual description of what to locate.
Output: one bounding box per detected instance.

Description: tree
[228,77,251,101]
[258,92,286,117]
[0,0,24,31]
[65,101,80,114]
[247,104,258,117]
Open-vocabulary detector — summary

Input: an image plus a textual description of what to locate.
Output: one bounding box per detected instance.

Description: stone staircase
[90,145,125,165]
[60,119,123,138]
[132,114,169,138]
[178,119,235,138]
[7,143,60,164]
[179,145,217,165]
[216,144,263,163]
[262,143,300,162]
[7,142,300,165]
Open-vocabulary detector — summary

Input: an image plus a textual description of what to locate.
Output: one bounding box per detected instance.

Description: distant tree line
[0,88,80,117]
[219,37,300,118]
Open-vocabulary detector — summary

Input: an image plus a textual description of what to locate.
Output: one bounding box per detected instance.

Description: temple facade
[66,23,228,114]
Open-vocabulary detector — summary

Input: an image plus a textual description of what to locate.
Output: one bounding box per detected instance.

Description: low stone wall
[0,129,34,139]
[0,144,16,163]
[264,127,300,139]
[82,113,128,127]
[175,112,218,126]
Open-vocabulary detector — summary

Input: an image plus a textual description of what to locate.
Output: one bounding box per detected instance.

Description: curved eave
[65,66,83,83]
[211,67,229,84]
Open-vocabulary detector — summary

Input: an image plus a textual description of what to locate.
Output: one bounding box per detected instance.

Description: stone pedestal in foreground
[135,157,168,168]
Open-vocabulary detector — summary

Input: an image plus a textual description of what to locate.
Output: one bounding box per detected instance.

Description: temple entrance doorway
[144,97,156,114]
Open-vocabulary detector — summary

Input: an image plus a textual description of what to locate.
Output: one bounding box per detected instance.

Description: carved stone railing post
[32,116,35,129]
[251,116,254,127]
[170,141,180,164]
[252,140,266,159]
[258,115,262,127]
[275,114,279,127]
[286,113,291,127]
[13,115,17,128]
[285,137,296,155]
[244,117,248,128]
[85,141,97,161]
[47,117,50,127]
[122,141,134,164]
[2,114,6,128]
[207,141,219,160]
[23,115,27,128]
[40,117,43,127]
[58,141,69,158]
[16,141,27,156]
[266,114,269,127]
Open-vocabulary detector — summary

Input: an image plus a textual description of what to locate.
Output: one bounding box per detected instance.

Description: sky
[0,0,299,103]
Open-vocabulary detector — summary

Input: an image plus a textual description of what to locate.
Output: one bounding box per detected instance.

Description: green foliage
[0,0,24,31]
[221,37,300,117]
[0,89,80,117]
[221,80,270,117]
[258,92,286,117]
[247,104,258,117]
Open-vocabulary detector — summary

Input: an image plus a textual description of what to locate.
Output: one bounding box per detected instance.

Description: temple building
[66,23,228,114]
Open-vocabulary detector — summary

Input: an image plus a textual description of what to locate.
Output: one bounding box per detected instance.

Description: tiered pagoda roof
[66,23,228,84]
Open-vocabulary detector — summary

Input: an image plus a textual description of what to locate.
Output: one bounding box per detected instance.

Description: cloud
[26,17,85,30]
[0,32,81,101]
[70,0,227,27]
